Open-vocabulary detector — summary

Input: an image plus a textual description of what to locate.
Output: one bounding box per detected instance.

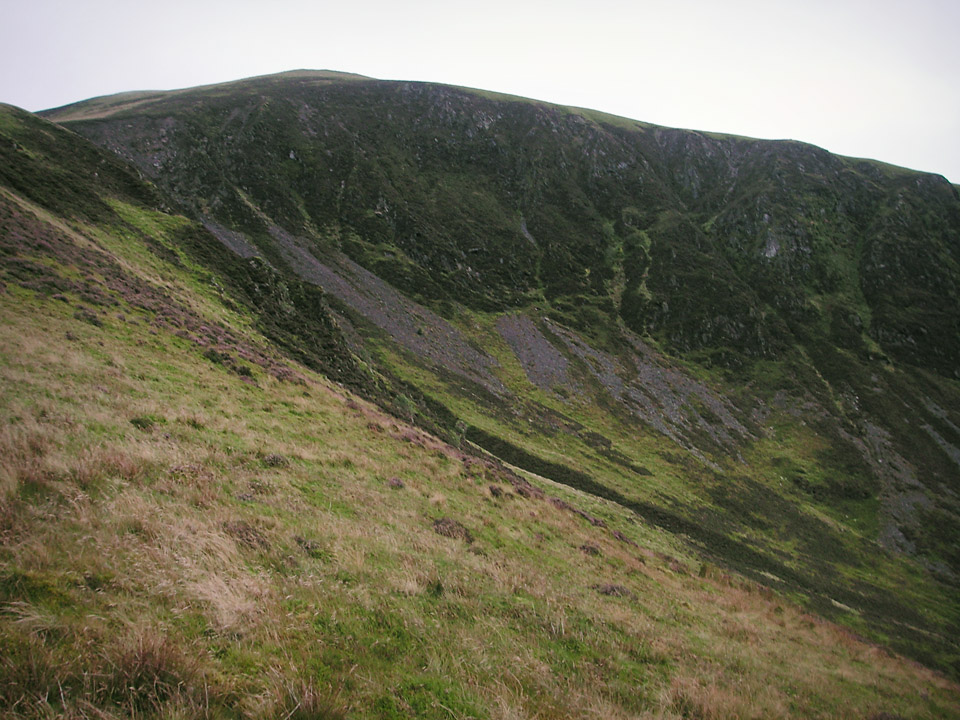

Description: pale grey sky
[2,0,958,182]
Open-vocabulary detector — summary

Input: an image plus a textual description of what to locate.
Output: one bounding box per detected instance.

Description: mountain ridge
[39,70,957,182]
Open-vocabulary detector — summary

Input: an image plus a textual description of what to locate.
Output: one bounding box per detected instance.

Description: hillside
[0,70,958,717]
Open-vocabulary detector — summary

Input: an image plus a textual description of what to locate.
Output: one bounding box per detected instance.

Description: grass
[4,85,960,717]
[369,300,960,677]
[2,194,958,719]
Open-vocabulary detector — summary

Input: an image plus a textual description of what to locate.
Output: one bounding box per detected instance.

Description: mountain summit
[2,71,959,716]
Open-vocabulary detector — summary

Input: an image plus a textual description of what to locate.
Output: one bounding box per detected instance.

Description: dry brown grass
[0,619,225,719]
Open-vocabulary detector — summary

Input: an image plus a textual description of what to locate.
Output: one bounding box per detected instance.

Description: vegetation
[1,71,958,717]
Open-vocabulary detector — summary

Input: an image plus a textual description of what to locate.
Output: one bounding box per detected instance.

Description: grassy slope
[1,106,959,720]
[39,71,371,122]
[33,74,960,675]
[368,305,960,672]
[3,97,960,720]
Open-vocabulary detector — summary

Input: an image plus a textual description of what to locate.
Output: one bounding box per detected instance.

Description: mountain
[0,69,958,717]
[43,71,960,374]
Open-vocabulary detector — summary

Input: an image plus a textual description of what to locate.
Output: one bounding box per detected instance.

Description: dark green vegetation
[44,72,960,371]
[1,71,959,717]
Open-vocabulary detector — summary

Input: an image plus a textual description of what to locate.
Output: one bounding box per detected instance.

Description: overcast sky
[2,0,958,182]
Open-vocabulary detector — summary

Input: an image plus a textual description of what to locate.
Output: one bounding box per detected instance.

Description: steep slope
[44,71,960,372]
[6,101,959,719]
[39,72,960,679]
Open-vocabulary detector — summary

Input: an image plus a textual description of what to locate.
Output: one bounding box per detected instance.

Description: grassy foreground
[0,189,958,719]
